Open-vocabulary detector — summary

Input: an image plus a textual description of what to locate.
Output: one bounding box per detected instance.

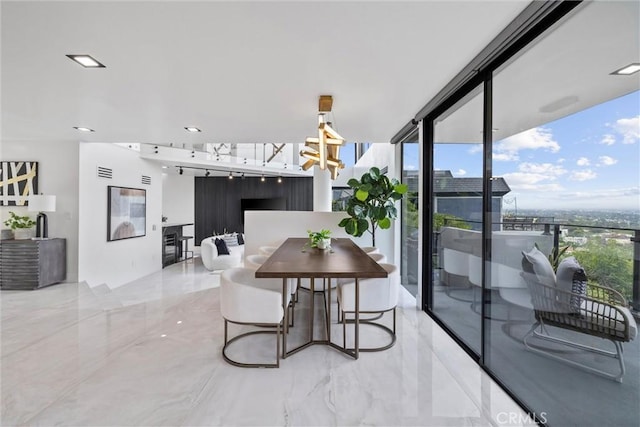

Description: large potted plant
[338,167,407,246]
[3,211,36,239]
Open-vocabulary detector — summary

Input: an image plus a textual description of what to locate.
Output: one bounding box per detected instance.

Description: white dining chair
[337,263,399,352]
[359,246,380,254]
[245,253,296,326]
[259,246,278,256]
[220,267,291,368]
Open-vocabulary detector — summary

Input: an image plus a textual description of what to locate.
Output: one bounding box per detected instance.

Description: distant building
[403,170,511,231]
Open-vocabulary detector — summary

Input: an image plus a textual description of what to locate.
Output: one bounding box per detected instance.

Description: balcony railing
[440,218,640,313]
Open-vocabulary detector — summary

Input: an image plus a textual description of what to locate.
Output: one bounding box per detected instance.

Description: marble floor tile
[1,257,529,426]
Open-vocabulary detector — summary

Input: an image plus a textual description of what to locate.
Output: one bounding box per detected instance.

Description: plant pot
[13,228,35,240]
[316,238,331,250]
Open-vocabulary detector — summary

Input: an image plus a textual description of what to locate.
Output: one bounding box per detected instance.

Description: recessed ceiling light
[611,63,640,75]
[73,126,94,132]
[184,127,201,133]
[66,54,105,68]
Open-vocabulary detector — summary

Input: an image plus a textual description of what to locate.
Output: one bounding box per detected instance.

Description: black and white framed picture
[0,161,38,206]
[107,186,146,241]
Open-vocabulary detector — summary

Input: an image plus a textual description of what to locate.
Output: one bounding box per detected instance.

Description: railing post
[632,230,640,312]
[543,223,551,235]
[553,224,560,256]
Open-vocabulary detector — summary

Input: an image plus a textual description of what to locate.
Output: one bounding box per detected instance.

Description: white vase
[13,228,35,240]
[317,238,331,250]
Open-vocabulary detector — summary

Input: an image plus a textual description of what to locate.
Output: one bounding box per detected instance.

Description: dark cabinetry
[162,224,192,267]
[0,238,67,290]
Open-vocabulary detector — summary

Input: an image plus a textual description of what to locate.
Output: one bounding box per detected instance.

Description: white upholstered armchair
[220,267,291,368]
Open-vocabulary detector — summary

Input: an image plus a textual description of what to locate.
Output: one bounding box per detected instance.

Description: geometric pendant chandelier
[300,95,346,180]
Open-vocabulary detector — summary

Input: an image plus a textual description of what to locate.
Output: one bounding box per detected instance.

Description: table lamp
[28,194,56,238]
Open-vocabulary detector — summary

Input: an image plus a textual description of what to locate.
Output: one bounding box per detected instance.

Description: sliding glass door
[421,2,639,426]
[431,85,484,355]
[401,131,419,296]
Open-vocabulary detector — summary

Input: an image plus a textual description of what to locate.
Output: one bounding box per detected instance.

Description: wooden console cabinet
[0,238,67,290]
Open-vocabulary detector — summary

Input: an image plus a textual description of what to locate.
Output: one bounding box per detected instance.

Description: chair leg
[341,309,396,352]
[523,320,627,382]
[222,320,282,368]
[276,321,281,368]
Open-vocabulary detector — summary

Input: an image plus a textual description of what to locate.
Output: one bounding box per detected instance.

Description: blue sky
[403,90,640,211]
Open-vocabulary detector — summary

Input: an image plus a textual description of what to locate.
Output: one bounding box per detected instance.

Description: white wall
[244,211,393,259]
[0,140,80,282]
[161,173,195,238]
[78,143,163,288]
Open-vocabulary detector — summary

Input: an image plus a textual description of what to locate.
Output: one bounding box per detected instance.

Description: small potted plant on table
[307,229,332,250]
[3,211,36,240]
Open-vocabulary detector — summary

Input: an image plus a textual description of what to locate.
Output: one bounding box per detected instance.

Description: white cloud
[467,144,483,154]
[597,155,617,166]
[613,116,639,144]
[494,128,560,161]
[557,158,566,163]
[501,172,564,192]
[493,152,519,162]
[569,169,597,181]
[600,134,616,145]
[518,162,567,176]
[576,157,590,166]
[455,169,467,176]
[499,161,568,192]
[561,187,639,199]
[520,187,640,210]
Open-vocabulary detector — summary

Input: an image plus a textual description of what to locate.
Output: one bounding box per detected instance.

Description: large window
[420,2,639,426]
[432,86,484,354]
[486,3,639,426]
[401,131,419,296]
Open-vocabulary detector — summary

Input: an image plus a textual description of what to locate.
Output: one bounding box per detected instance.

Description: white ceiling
[434,1,640,144]
[1,1,529,147]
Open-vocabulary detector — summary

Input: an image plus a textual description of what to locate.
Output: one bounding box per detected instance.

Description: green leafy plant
[535,242,570,271]
[307,229,332,248]
[338,167,408,246]
[3,211,36,230]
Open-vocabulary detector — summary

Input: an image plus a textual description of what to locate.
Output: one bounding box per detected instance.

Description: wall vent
[141,175,151,185]
[97,166,113,179]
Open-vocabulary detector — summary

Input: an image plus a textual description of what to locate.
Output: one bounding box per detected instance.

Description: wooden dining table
[254,237,388,359]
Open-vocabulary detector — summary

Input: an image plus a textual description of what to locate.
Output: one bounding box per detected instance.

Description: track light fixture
[277,176,282,183]
[228,171,233,180]
[205,170,210,177]
[179,167,183,175]
[261,175,265,182]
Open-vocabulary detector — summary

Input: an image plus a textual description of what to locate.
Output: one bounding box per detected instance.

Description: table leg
[310,277,315,341]
[282,278,288,359]
[355,278,359,359]
[327,278,332,342]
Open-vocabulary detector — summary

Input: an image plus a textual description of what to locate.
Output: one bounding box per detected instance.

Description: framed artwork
[0,161,38,206]
[107,186,146,241]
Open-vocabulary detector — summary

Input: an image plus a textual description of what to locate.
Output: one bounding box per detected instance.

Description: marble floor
[1,257,531,427]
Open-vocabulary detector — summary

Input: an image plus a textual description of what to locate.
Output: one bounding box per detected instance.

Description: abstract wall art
[107,186,146,241]
[0,161,39,206]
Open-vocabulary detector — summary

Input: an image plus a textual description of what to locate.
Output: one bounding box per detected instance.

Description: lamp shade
[28,195,56,212]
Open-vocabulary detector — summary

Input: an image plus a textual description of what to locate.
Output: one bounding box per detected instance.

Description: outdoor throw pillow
[237,233,245,245]
[214,238,230,255]
[522,246,556,289]
[556,256,587,313]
